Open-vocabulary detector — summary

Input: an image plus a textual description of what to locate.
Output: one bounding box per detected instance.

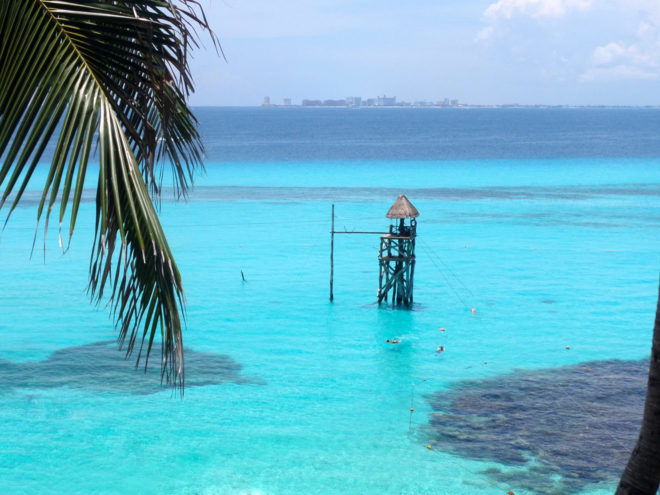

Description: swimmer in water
[436,345,445,353]
[386,339,401,344]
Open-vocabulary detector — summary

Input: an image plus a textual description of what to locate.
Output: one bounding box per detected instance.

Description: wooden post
[330,204,334,302]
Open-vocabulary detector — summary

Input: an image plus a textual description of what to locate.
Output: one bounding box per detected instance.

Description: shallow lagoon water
[1,109,660,494]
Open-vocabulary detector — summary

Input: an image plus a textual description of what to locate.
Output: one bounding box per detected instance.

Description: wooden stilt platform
[329,194,419,306]
[377,195,419,306]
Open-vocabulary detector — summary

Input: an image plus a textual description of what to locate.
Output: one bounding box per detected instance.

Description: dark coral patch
[1,341,261,395]
[427,359,647,494]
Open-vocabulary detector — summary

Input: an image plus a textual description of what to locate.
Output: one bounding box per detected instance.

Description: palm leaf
[0,0,218,391]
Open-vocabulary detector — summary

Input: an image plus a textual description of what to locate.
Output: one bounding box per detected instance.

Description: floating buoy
[426,445,433,450]
[471,308,476,313]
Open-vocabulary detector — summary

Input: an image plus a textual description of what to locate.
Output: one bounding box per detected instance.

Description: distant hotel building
[301,99,323,106]
[323,99,346,107]
[377,95,396,106]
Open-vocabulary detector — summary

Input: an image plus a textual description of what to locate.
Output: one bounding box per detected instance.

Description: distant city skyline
[260,95,461,107]
[253,95,659,108]
[189,0,660,107]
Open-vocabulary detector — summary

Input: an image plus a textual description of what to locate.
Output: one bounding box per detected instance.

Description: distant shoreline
[193,104,660,109]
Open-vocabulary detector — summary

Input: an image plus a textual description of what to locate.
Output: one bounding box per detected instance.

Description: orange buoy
[426,445,433,450]
[508,491,515,495]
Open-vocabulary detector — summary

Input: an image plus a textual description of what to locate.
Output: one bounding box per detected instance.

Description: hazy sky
[188,0,660,106]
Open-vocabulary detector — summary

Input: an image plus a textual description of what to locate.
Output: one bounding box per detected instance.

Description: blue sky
[189,0,660,106]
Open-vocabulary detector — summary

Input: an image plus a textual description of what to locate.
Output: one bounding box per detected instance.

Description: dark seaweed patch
[427,359,647,494]
[1,341,261,395]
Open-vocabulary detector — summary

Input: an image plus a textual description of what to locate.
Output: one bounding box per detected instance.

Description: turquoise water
[2,109,660,494]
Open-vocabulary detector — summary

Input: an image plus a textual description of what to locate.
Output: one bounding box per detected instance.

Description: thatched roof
[386,194,419,219]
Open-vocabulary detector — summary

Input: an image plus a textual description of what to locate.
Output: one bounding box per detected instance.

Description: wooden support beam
[332,231,390,235]
[378,262,410,296]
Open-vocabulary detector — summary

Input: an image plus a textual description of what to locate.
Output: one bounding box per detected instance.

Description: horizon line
[191,104,660,109]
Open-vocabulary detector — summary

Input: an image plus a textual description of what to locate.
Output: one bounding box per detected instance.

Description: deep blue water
[1,108,660,494]
[196,107,660,161]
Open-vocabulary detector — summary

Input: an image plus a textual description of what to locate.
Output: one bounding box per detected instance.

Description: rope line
[419,238,475,298]
[419,242,470,309]
[558,376,633,452]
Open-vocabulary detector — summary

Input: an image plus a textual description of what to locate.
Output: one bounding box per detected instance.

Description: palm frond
[0,0,218,391]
